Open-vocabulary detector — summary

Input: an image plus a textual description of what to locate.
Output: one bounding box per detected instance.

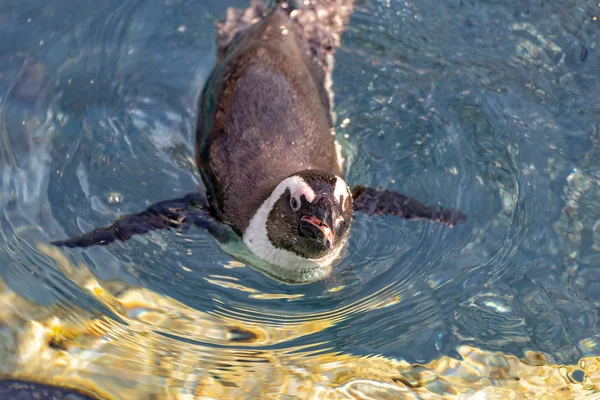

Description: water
[1,0,600,397]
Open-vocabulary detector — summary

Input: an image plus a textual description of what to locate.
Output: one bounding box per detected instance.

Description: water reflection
[1,244,598,398]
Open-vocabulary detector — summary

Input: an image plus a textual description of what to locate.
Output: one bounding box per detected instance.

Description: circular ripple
[1,0,599,385]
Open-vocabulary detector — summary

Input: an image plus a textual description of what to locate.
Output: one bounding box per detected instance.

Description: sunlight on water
[0,244,598,399]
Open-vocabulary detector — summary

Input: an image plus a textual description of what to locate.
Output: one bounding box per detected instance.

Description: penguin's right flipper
[351,186,467,227]
[51,193,230,248]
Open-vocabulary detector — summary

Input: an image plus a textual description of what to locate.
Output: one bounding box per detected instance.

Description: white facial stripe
[279,176,348,209]
[285,176,315,204]
[334,176,350,210]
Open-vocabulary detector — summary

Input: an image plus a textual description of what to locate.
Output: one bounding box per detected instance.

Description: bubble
[107,193,121,204]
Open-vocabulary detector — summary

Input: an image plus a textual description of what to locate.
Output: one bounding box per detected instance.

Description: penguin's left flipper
[351,186,466,227]
[51,193,230,248]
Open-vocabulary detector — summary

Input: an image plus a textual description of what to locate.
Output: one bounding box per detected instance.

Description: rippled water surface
[1,0,600,397]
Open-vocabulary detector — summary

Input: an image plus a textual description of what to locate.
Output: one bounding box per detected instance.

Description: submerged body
[52,0,465,284]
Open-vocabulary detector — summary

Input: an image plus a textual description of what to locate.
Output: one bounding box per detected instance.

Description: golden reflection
[248,293,304,300]
[204,278,260,293]
[223,260,245,269]
[0,244,598,398]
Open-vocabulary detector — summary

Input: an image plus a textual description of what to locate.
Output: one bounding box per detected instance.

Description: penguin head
[265,170,353,261]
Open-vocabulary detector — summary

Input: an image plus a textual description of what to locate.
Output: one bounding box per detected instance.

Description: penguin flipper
[51,193,230,248]
[351,186,466,227]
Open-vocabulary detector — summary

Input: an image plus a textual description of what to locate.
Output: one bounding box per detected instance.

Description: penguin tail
[216,0,354,66]
[285,0,354,70]
[216,0,267,61]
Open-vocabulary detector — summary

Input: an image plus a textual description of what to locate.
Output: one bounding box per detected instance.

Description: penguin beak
[299,195,336,250]
[300,215,335,249]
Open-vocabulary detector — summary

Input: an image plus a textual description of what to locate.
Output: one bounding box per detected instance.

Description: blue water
[1,0,599,374]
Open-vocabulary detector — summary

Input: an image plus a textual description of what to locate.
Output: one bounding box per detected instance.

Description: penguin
[52,0,466,283]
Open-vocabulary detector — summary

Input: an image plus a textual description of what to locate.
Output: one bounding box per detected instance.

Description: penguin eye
[290,195,300,211]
